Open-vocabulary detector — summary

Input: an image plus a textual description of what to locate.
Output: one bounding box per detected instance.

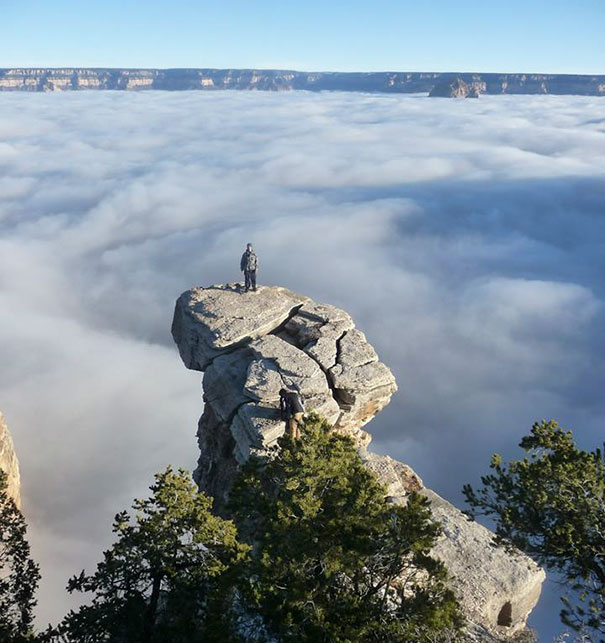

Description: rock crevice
[172,284,544,641]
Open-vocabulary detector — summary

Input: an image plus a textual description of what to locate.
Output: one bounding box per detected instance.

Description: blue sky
[3,0,604,73]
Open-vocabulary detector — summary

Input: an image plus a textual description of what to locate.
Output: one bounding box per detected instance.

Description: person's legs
[244,271,251,292]
[251,270,257,291]
[293,412,303,440]
[287,417,297,438]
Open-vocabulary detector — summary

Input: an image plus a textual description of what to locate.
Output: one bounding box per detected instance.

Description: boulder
[329,328,397,431]
[424,488,545,638]
[361,451,545,639]
[285,302,354,370]
[250,335,328,397]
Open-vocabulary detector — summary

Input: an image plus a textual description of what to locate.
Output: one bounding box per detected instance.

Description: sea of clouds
[0,90,604,637]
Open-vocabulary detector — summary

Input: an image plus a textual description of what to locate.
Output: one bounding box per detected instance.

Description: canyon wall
[1,67,604,95]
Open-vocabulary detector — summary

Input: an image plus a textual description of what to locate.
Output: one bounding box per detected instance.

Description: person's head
[246,243,253,251]
[279,388,286,397]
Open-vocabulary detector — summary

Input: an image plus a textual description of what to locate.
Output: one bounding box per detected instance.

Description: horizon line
[1,66,604,78]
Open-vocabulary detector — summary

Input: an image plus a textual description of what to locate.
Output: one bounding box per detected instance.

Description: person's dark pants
[244,270,257,291]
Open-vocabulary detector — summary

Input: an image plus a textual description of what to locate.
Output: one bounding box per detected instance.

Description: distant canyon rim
[1,67,604,95]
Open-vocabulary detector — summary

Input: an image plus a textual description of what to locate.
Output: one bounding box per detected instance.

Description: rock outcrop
[1,68,604,95]
[428,77,483,98]
[172,284,396,491]
[429,77,472,98]
[172,284,545,641]
[0,411,21,508]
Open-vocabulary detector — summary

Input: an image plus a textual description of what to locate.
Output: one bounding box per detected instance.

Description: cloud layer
[1,90,604,636]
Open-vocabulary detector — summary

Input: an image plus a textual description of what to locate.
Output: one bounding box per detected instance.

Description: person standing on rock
[279,388,305,440]
[240,243,258,293]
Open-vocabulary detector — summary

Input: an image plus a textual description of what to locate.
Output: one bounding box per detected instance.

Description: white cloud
[0,90,604,636]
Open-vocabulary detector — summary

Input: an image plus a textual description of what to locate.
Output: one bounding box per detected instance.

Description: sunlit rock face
[0,411,21,509]
[172,284,544,640]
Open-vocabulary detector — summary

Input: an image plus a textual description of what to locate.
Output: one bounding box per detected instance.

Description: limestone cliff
[1,67,604,96]
[0,411,21,508]
[172,284,545,641]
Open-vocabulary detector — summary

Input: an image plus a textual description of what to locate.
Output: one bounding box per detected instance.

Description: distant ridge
[1,67,604,95]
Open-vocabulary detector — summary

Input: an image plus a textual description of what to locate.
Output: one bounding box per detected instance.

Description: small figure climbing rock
[240,243,258,293]
[279,388,305,440]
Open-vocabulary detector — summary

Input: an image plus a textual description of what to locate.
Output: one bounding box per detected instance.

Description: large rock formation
[171,284,396,491]
[172,284,545,641]
[429,77,482,98]
[0,411,21,508]
[1,68,604,95]
[429,77,472,98]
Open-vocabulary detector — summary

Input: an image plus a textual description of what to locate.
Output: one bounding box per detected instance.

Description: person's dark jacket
[279,391,305,420]
[240,250,258,272]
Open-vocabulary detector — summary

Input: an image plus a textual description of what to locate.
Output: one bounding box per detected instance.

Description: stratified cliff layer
[0,411,21,508]
[1,67,604,95]
[172,284,545,641]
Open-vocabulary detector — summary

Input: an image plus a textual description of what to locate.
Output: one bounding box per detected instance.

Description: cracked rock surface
[172,284,397,467]
[172,284,310,371]
[172,284,544,641]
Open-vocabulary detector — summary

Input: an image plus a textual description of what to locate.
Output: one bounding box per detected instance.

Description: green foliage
[463,420,605,639]
[53,467,249,643]
[0,479,39,641]
[0,469,40,642]
[46,418,463,642]
[229,414,463,643]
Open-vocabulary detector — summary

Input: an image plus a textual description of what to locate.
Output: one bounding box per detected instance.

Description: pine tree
[0,469,40,642]
[463,420,605,639]
[229,414,462,643]
[53,467,249,643]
